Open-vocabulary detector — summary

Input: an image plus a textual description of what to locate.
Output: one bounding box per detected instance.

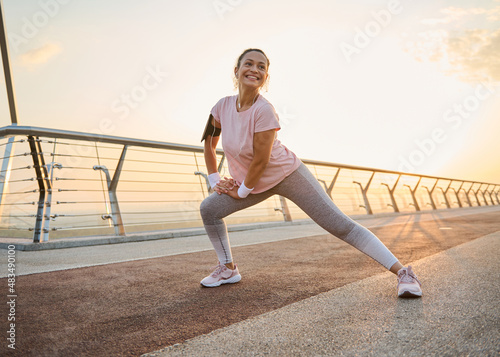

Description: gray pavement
[144,230,500,357]
[2,205,499,356]
[2,205,499,277]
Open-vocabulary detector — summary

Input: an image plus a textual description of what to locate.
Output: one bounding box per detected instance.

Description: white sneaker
[200,263,241,287]
[397,266,422,298]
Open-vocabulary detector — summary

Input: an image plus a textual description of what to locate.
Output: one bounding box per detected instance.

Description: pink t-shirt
[210,95,301,194]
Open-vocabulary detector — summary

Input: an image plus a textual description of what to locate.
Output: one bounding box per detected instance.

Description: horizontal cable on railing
[8,178,35,183]
[117,206,270,215]
[0,165,32,173]
[53,189,202,193]
[114,158,197,166]
[51,153,198,167]
[59,166,100,170]
[120,217,201,227]
[52,200,200,205]
[50,220,115,226]
[54,200,91,205]
[46,213,114,218]
[0,153,33,160]
[127,147,197,157]
[3,214,36,218]
[116,180,203,184]
[117,190,204,194]
[53,178,110,182]
[0,139,25,147]
[33,224,111,231]
[55,199,203,204]
[44,140,124,150]
[46,209,202,217]
[221,210,281,218]
[55,189,203,194]
[118,217,204,226]
[119,210,201,215]
[50,217,205,230]
[54,178,203,184]
[57,166,197,176]
[117,221,203,228]
[50,153,123,161]
[4,190,38,194]
[112,169,198,175]
[46,208,275,224]
[49,205,269,214]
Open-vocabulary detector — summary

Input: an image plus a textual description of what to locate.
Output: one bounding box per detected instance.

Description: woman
[200,48,422,298]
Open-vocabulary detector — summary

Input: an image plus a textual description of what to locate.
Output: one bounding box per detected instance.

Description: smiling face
[235,51,269,91]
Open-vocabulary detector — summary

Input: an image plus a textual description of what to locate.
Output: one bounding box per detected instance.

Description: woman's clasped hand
[214,176,240,197]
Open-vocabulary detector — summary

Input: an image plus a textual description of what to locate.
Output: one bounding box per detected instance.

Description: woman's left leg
[271,163,399,270]
[271,163,422,297]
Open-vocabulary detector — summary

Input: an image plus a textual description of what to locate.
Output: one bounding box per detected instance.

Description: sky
[1,0,499,184]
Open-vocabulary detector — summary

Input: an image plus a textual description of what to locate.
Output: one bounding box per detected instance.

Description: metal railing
[0,125,499,243]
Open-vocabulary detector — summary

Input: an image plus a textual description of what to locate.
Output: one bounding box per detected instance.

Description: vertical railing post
[490,186,496,205]
[278,196,292,222]
[465,183,475,206]
[476,183,488,206]
[488,186,496,205]
[471,183,482,206]
[422,179,438,210]
[483,184,493,205]
[381,174,401,213]
[404,177,422,211]
[217,153,226,173]
[28,136,50,242]
[93,145,127,236]
[440,181,452,209]
[194,171,211,193]
[193,152,206,198]
[42,162,62,241]
[453,182,464,208]
[492,186,499,205]
[353,171,375,215]
[317,167,341,200]
[494,186,500,205]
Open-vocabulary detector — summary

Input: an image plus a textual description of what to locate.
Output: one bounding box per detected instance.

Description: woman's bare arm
[203,115,221,175]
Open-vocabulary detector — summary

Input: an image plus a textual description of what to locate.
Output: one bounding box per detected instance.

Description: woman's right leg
[200,190,273,265]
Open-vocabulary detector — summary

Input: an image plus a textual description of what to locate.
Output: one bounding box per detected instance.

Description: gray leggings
[200,163,398,270]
